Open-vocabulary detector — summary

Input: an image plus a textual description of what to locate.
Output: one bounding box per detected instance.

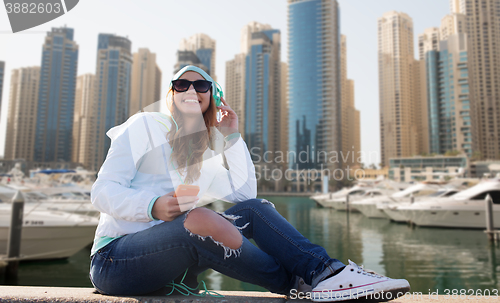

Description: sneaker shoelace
[354,263,385,279]
[165,269,224,298]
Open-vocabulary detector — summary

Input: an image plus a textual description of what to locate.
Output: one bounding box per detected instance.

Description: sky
[0,0,450,166]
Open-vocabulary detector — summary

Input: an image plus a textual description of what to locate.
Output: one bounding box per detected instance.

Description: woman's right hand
[151,191,199,221]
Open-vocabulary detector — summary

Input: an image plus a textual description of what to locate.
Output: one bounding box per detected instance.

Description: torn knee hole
[184,208,242,251]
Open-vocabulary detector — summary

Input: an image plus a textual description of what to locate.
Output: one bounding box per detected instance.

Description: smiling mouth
[183,99,200,104]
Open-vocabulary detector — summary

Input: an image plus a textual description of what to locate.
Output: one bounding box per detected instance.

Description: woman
[89,65,410,302]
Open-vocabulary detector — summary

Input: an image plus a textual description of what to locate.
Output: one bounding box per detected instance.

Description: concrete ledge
[1,286,287,303]
[0,286,497,302]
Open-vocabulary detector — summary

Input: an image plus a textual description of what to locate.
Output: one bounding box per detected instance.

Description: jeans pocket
[95,239,118,261]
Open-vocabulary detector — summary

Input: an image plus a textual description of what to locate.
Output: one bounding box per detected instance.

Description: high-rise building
[455,0,500,160]
[34,27,78,162]
[414,57,429,155]
[378,11,424,166]
[340,35,361,168]
[155,65,162,102]
[247,23,281,162]
[225,53,246,135]
[427,34,471,157]
[418,28,440,155]
[450,0,467,17]
[423,12,471,157]
[130,48,162,115]
[226,22,283,165]
[5,67,40,161]
[72,74,95,168]
[418,28,440,61]
[280,62,289,160]
[0,61,4,115]
[440,13,466,40]
[91,34,132,171]
[175,33,216,78]
[288,0,341,170]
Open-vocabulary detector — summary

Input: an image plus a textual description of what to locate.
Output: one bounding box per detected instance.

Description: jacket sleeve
[204,134,257,202]
[90,114,159,222]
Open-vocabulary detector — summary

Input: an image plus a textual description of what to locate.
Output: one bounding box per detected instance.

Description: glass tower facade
[426,34,471,157]
[196,48,213,75]
[426,50,440,154]
[175,34,216,78]
[34,27,78,162]
[93,34,132,170]
[245,29,280,161]
[288,0,341,170]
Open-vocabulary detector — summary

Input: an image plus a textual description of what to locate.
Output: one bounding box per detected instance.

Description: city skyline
[0,0,450,166]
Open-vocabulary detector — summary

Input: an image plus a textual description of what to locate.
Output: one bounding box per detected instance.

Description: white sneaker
[311,260,410,302]
[297,277,312,293]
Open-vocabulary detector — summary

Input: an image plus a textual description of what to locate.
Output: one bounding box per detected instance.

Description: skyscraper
[280,62,289,161]
[288,0,341,170]
[426,36,471,156]
[0,61,4,116]
[225,53,246,135]
[418,28,440,60]
[247,23,281,161]
[226,22,284,165]
[175,33,216,78]
[340,35,361,168]
[130,48,162,115]
[440,12,466,40]
[423,12,471,157]
[417,28,441,156]
[378,11,424,166]
[72,73,95,168]
[91,34,132,171]
[5,67,40,161]
[34,27,78,162]
[455,0,500,160]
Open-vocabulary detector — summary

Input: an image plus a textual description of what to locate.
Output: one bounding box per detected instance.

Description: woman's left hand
[216,97,239,136]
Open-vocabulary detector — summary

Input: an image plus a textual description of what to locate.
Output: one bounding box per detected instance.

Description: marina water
[3,196,499,294]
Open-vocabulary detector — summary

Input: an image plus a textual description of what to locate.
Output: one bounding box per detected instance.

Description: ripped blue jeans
[89,199,345,296]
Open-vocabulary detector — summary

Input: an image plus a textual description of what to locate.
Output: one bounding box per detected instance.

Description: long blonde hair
[166,87,219,184]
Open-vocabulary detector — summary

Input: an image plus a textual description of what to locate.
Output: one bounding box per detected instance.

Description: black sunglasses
[171,79,212,93]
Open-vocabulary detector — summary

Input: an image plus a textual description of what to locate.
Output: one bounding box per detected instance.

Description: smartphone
[174,184,200,197]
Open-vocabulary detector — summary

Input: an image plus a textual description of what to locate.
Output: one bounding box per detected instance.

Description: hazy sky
[0,0,450,166]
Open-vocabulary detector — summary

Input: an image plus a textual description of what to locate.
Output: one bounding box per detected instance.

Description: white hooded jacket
[90,112,257,242]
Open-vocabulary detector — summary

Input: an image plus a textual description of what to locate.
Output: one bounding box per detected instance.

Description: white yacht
[397,180,500,229]
[330,188,397,212]
[4,183,98,218]
[0,186,98,260]
[380,187,460,222]
[310,176,388,205]
[315,185,368,208]
[310,188,350,205]
[352,183,441,219]
[318,180,409,210]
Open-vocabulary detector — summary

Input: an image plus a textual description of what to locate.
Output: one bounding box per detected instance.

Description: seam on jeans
[184,209,243,259]
[232,202,332,268]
